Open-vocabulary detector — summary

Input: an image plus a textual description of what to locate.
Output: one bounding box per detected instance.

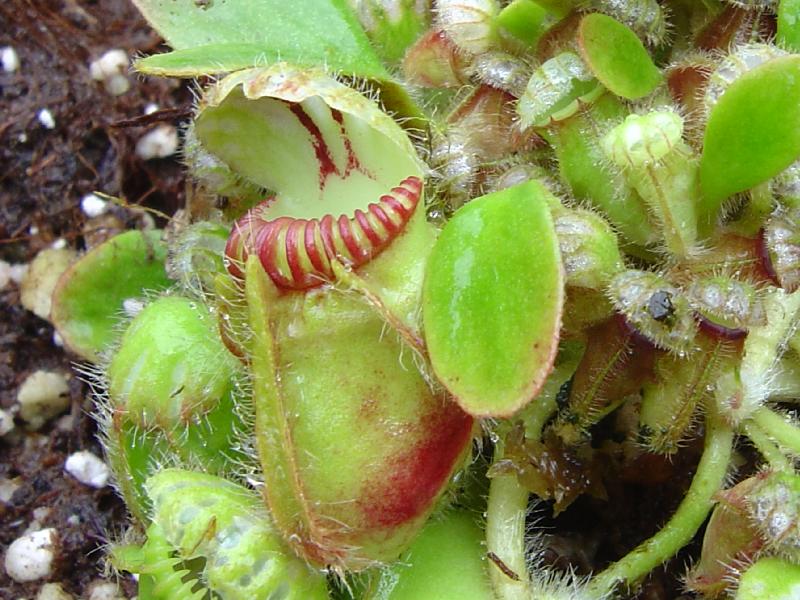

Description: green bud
[736,556,800,600]
[148,469,329,599]
[747,471,800,560]
[602,109,700,257]
[553,206,624,290]
[108,296,237,427]
[602,110,683,169]
[436,0,500,55]
[517,52,602,130]
[104,295,241,521]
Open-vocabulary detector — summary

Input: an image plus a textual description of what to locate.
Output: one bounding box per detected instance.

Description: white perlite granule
[4,528,57,582]
[89,49,130,96]
[64,451,110,488]
[135,125,178,160]
[37,108,56,130]
[80,193,109,218]
[17,370,70,430]
[0,408,14,436]
[37,582,74,600]
[20,247,76,321]
[2,46,20,73]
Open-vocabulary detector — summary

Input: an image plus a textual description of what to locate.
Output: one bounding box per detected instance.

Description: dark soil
[1,1,189,597]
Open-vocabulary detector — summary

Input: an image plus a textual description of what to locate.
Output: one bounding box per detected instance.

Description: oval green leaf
[51,230,170,362]
[700,56,800,214]
[577,13,662,100]
[423,181,564,417]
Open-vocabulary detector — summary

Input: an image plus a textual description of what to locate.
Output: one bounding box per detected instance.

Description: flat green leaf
[778,0,800,52]
[700,56,800,212]
[423,181,564,417]
[496,0,551,47]
[51,230,170,362]
[577,13,662,100]
[137,44,294,78]
[132,0,389,79]
[355,0,430,65]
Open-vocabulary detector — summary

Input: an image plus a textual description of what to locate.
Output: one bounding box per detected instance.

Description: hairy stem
[742,420,794,472]
[486,453,531,600]
[586,409,734,597]
[522,392,558,442]
[751,406,800,456]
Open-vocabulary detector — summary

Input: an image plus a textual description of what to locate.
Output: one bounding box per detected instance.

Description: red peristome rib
[304,220,328,274]
[355,209,384,247]
[369,203,398,234]
[394,185,418,205]
[319,214,338,263]
[381,195,411,220]
[225,212,264,279]
[285,219,308,287]
[225,176,423,289]
[339,214,364,261]
[257,218,292,288]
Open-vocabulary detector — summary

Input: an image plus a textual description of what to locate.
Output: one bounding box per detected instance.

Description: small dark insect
[487,551,521,581]
[555,377,573,410]
[647,290,675,322]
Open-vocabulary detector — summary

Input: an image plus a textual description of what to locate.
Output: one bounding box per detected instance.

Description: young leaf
[496,0,552,48]
[778,0,800,52]
[132,0,389,80]
[700,56,800,214]
[363,511,495,600]
[51,230,170,362]
[423,181,564,417]
[353,0,431,65]
[577,13,663,100]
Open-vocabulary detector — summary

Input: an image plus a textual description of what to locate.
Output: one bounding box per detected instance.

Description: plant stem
[486,454,531,600]
[586,409,734,598]
[742,421,793,472]
[751,406,800,456]
[522,393,557,441]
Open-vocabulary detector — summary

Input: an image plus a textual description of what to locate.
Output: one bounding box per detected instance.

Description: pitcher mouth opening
[225,175,423,289]
[195,67,426,290]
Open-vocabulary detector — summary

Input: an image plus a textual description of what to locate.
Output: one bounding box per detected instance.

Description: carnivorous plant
[50,0,800,598]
